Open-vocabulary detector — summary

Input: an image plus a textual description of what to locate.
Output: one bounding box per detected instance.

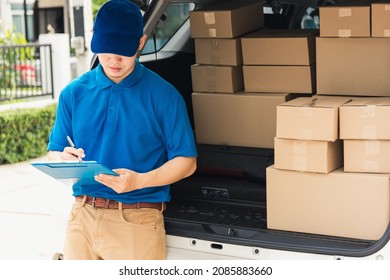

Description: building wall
[38,0,69,35]
[0,0,92,45]
[0,0,25,33]
[38,0,66,8]
[38,0,93,49]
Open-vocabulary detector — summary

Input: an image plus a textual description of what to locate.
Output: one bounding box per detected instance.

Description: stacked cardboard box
[340,97,390,173]
[190,0,264,93]
[371,3,390,37]
[241,29,317,94]
[266,166,390,240]
[267,96,390,240]
[319,6,370,37]
[190,1,298,149]
[317,5,390,96]
[317,37,390,96]
[274,96,349,173]
[191,36,243,93]
[191,64,243,93]
[192,92,294,148]
[189,0,264,38]
[189,3,390,241]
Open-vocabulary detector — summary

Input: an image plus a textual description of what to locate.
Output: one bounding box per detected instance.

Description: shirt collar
[96,59,144,89]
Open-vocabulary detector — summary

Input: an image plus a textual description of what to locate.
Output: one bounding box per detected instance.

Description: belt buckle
[91,197,96,207]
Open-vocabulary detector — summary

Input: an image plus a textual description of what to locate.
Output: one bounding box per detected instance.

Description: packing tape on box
[206,66,217,76]
[365,140,380,155]
[204,12,216,25]
[385,5,390,11]
[299,107,313,117]
[208,29,217,37]
[205,65,217,92]
[360,107,376,118]
[362,125,377,139]
[338,29,352,37]
[208,41,221,63]
[210,55,221,64]
[203,12,217,37]
[384,30,390,37]
[293,141,308,155]
[299,100,316,120]
[338,8,352,17]
[210,39,220,50]
[293,155,308,171]
[303,98,317,107]
[364,160,380,172]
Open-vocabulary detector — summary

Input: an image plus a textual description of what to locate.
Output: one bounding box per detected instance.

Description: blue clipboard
[31,160,118,180]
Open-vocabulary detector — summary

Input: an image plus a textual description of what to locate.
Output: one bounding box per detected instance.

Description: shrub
[0,103,56,164]
[0,25,34,90]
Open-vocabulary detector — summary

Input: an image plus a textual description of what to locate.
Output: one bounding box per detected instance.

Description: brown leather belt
[75,195,165,211]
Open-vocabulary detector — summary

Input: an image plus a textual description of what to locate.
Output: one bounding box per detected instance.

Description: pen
[66,135,82,162]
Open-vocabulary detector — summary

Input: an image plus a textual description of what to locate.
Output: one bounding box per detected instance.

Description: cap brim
[91,33,139,57]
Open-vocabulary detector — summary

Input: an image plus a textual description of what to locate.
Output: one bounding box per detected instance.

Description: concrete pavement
[0,156,74,260]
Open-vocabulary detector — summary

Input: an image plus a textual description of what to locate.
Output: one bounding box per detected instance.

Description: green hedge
[0,103,57,164]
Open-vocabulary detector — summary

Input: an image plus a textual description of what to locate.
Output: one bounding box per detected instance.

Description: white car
[87,0,390,261]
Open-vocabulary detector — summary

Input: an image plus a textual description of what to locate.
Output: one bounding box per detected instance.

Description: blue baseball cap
[91,0,143,57]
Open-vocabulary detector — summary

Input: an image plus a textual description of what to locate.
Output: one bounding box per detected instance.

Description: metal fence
[0,43,54,103]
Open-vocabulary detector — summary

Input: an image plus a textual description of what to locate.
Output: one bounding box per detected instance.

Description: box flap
[280,96,351,109]
[191,0,259,12]
[242,29,318,39]
[341,97,390,107]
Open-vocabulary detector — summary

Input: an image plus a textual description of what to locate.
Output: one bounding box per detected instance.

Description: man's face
[96,35,147,83]
[98,53,137,83]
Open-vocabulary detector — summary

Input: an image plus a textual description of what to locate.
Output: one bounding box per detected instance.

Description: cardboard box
[192,92,294,148]
[189,0,264,38]
[243,65,315,94]
[340,97,390,139]
[241,29,317,65]
[316,37,390,96]
[319,6,371,37]
[276,96,351,141]
[266,166,390,240]
[344,140,390,173]
[274,138,343,173]
[372,3,390,37]
[194,38,242,66]
[191,64,243,93]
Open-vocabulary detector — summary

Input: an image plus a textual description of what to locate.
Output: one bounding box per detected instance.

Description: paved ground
[0,99,56,112]
[0,156,74,260]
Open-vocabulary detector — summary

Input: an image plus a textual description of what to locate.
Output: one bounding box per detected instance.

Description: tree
[92,0,108,19]
[0,22,28,46]
[0,23,34,90]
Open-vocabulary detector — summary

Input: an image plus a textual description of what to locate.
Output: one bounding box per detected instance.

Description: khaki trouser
[63,198,166,260]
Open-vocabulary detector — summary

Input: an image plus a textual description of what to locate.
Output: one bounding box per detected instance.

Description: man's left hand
[94,169,141,193]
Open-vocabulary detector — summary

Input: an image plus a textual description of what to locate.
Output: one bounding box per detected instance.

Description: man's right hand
[47,147,85,161]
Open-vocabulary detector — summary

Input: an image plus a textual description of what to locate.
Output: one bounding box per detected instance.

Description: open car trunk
[163,144,390,258]
[138,0,390,259]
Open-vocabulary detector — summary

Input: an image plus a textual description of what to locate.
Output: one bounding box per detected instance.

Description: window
[11,1,35,42]
[142,3,194,54]
[38,7,65,34]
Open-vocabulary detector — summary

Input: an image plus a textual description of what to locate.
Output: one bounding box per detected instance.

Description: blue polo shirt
[48,60,197,204]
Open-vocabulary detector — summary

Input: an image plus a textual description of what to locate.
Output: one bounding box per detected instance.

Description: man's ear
[139,34,148,50]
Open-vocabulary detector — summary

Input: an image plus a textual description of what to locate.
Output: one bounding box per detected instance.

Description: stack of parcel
[191,0,295,150]
[241,28,317,95]
[267,4,390,241]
